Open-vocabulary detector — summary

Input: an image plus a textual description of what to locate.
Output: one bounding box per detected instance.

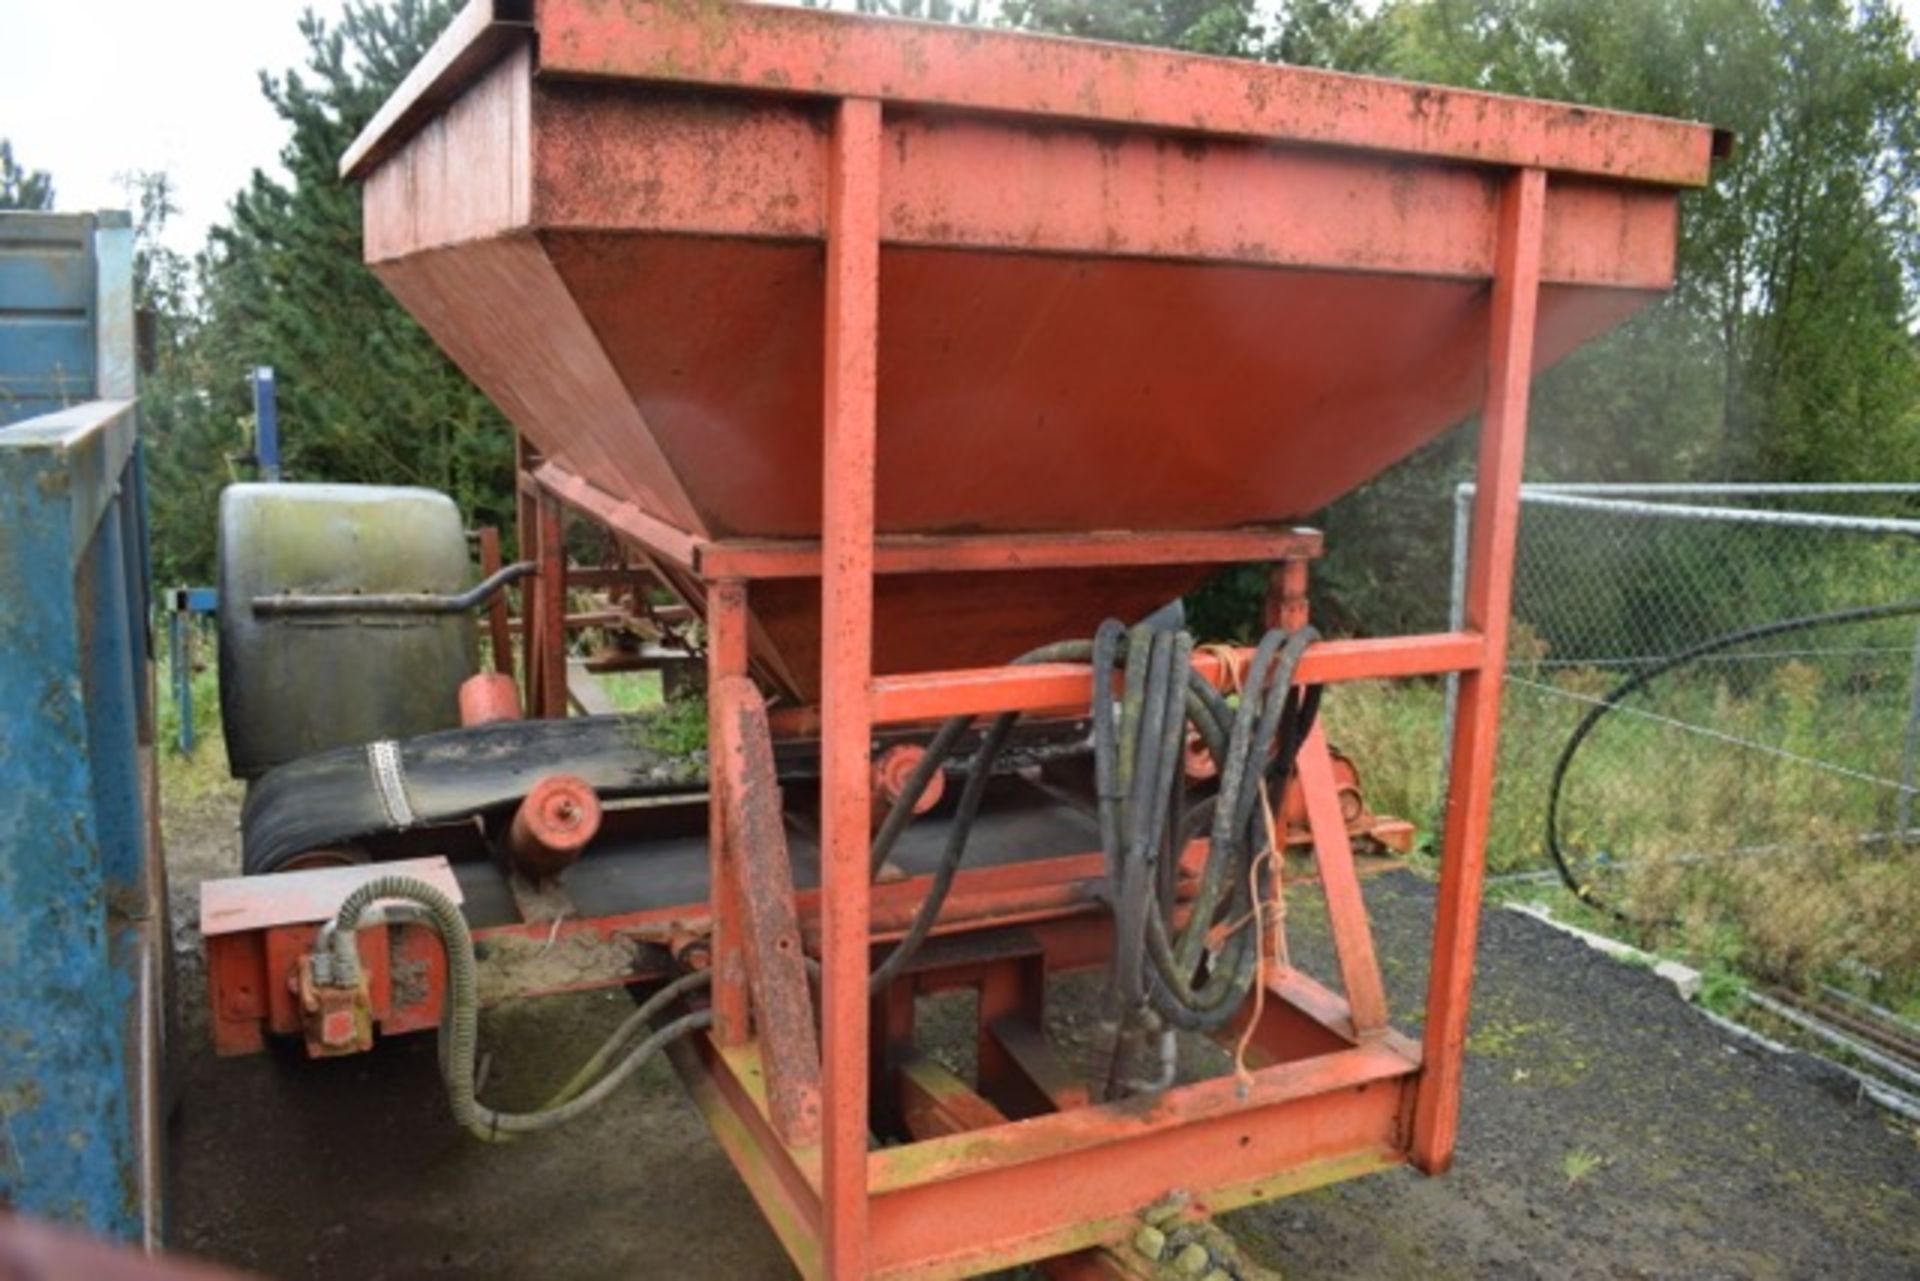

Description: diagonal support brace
[713,674,823,1147]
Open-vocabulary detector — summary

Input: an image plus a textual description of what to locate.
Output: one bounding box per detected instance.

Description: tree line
[8,0,1915,636]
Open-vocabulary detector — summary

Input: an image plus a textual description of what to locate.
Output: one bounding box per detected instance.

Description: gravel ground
[164,793,1920,1279]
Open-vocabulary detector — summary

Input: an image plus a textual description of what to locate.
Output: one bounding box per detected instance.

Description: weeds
[600,670,664,711]
[155,629,243,812]
[1321,652,1920,1021]
[622,694,708,757]
[1560,1147,1605,1188]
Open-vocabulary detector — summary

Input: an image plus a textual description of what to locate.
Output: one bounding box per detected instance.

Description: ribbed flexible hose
[867,621,1319,1094]
[325,876,710,1141]
[324,617,1323,1129]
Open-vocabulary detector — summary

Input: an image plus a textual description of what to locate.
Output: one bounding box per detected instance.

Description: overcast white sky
[0,1,351,251]
[2,0,1917,256]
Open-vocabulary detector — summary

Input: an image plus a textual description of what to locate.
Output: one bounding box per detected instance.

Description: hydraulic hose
[866,620,1319,1094]
[1546,598,1920,922]
[321,615,1322,1130]
[323,875,710,1141]
[863,637,1096,991]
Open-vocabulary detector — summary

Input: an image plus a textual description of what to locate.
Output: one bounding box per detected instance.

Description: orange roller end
[871,743,944,828]
[508,773,602,880]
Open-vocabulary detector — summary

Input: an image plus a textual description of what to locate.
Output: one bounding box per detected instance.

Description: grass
[155,625,244,811]
[599,670,664,711]
[623,693,708,756]
[599,669,711,755]
[1560,1147,1606,1188]
[1322,643,1920,1022]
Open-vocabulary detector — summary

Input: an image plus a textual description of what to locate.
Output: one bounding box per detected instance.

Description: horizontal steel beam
[0,398,137,571]
[869,633,1486,724]
[535,458,1326,580]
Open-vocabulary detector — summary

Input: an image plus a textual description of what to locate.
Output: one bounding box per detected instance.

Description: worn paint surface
[0,407,155,1239]
[0,210,157,1243]
[327,5,1702,1274]
[346,1,1702,702]
[0,214,119,425]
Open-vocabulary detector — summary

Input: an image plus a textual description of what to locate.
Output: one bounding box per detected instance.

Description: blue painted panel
[0,215,100,427]
[0,316,96,416]
[166,587,217,614]
[0,426,142,1239]
[0,211,154,1243]
[0,242,92,310]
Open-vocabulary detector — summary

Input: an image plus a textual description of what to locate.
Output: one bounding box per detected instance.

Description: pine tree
[150,0,513,582]
[0,140,54,210]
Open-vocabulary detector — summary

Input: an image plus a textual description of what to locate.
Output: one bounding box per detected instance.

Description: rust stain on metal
[325,3,1704,1275]
[714,674,823,1148]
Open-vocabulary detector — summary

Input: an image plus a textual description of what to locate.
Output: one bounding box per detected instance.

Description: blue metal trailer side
[0,210,163,1245]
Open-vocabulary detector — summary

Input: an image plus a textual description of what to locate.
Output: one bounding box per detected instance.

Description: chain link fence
[1444,485,1920,942]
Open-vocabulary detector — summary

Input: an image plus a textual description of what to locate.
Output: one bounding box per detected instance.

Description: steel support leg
[515,434,540,711]
[714,673,823,1145]
[1296,723,1388,1037]
[820,95,884,1279]
[535,492,567,718]
[477,526,514,675]
[707,580,752,1045]
[1412,167,1546,1172]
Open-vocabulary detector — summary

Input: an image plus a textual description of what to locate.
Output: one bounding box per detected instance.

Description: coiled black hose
[1545,599,1920,922]
[870,621,1319,1094]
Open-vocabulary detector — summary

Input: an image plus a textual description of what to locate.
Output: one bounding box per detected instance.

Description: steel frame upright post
[1438,480,1474,822]
[1412,167,1546,1173]
[707,578,752,1045]
[535,492,568,718]
[820,95,884,1279]
[515,434,541,708]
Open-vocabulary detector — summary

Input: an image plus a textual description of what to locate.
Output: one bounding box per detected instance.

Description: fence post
[170,608,194,755]
[1438,479,1474,834]
[1899,619,1920,843]
[251,366,281,481]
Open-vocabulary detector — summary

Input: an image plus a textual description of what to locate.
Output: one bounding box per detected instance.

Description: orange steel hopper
[338,3,1718,1276]
[343,0,1718,703]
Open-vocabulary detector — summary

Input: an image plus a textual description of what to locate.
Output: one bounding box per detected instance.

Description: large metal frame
[462,157,1539,1277]
[736,159,1536,1276]
[228,3,1716,1275]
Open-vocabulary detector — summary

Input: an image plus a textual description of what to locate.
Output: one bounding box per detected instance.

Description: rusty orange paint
[1294,725,1389,1038]
[715,673,824,1149]
[328,2,1712,1273]
[533,491,568,719]
[1412,168,1548,1174]
[349,0,1703,703]
[522,1,1714,188]
[475,526,514,674]
[864,1042,1416,1277]
[870,744,944,829]
[866,633,1487,726]
[458,671,522,726]
[506,774,601,880]
[707,579,752,1047]
[819,95,883,1281]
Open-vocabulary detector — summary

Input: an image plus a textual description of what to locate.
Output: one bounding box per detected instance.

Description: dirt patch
[1227,877,1920,1280]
